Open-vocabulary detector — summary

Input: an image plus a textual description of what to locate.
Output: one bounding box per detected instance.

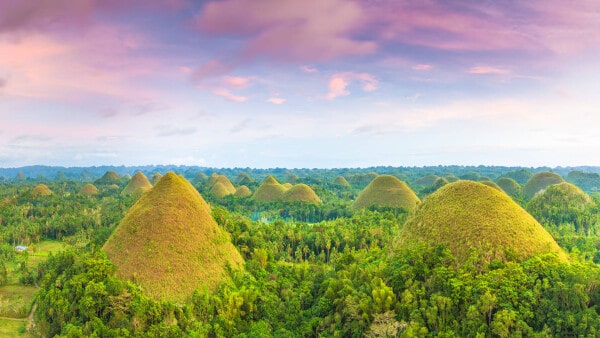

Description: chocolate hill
[102,172,244,301]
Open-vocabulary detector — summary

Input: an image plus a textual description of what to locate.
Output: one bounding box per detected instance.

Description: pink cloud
[468,66,510,75]
[326,72,378,100]
[267,97,285,104]
[220,76,251,89]
[301,65,318,73]
[213,88,247,102]
[413,64,433,71]
[196,0,376,62]
[0,0,189,34]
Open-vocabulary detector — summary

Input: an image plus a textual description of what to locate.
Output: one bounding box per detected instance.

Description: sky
[1,0,600,169]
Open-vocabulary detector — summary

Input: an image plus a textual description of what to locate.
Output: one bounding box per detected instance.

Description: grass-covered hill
[496,177,522,198]
[151,173,163,185]
[121,172,153,196]
[102,172,244,301]
[283,184,322,204]
[210,182,233,198]
[234,185,252,197]
[352,175,420,210]
[501,169,533,185]
[401,181,566,264]
[479,180,503,192]
[523,171,565,200]
[31,184,52,197]
[413,174,440,187]
[235,172,253,185]
[527,182,595,234]
[253,176,286,202]
[95,170,121,185]
[79,183,99,196]
[333,176,350,187]
[208,174,236,197]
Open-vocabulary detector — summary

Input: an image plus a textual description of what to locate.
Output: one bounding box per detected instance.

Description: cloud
[191,60,233,80]
[0,78,6,88]
[266,97,285,104]
[212,88,247,102]
[220,76,250,89]
[326,72,378,99]
[0,0,188,34]
[468,66,510,75]
[301,65,318,73]
[155,125,197,137]
[412,64,433,71]
[195,0,376,62]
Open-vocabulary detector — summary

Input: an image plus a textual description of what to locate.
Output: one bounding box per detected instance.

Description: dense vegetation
[2,165,600,337]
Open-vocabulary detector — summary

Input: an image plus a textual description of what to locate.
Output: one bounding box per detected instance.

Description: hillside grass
[352,175,419,210]
[401,181,567,264]
[121,172,152,196]
[283,184,322,204]
[31,184,52,197]
[0,319,28,338]
[253,176,286,202]
[103,172,244,302]
[523,171,565,200]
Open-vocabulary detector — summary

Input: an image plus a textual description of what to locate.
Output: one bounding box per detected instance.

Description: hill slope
[352,175,419,210]
[523,172,565,200]
[401,181,566,264]
[102,172,244,301]
[253,176,286,202]
[121,172,153,196]
[283,184,322,204]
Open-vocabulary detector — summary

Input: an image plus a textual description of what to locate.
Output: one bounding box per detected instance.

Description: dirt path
[26,302,37,332]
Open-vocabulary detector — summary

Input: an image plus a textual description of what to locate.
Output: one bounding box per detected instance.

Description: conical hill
[523,172,564,200]
[526,182,594,229]
[234,185,252,197]
[211,182,233,198]
[151,173,163,185]
[496,177,522,198]
[31,184,52,197]
[479,180,503,192]
[95,171,121,185]
[121,172,153,196]
[352,175,419,210]
[401,181,566,264]
[208,175,236,196]
[283,184,321,204]
[334,176,350,187]
[253,176,286,202]
[413,174,440,187]
[79,183,99,196]
[102,172,244,301]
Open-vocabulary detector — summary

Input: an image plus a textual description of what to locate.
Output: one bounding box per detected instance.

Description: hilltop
[102,172,244,301]
[95,171,121,185]
[253,176,286,202]
[352,175,419,210]
[401,181,566,264]
[121,172,153,196]
[523,172,565,200]
[31,184,52,197]
[79,183,99,196]
[283,184,322,204]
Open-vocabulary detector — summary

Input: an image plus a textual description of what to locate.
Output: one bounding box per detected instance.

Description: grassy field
[0,318,28,338]
[0,285,37,318]
[0,240,68,337]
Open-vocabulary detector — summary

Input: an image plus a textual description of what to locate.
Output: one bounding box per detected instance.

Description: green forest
[2,166,600,337]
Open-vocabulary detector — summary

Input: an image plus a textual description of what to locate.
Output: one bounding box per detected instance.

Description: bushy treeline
[33,210,600,337]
